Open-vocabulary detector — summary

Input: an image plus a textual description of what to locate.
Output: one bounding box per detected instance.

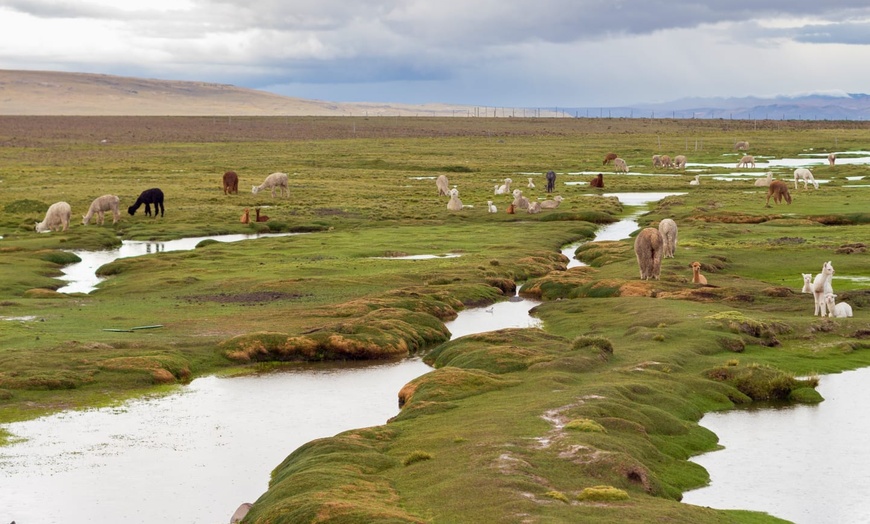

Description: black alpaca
[545,170,556,193]
[128,188,165,217]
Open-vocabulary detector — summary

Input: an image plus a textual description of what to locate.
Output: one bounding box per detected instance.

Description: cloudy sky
[2,0,870,108]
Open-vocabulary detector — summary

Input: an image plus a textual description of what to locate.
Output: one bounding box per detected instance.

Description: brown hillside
[0,69,474,117]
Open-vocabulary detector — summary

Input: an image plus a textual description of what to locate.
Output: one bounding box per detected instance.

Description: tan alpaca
[691,261,707,285]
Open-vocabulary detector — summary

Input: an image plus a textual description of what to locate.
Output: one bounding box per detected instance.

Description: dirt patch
[182,291,308,304]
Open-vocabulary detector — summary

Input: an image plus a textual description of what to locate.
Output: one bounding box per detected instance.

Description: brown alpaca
[255,207,269,222]
[602,152,618,165]
[506,203,515,214]
[691,261,707,285]
[634,227,664,280]
[223,171,239,195]
[590,173,604,188]
[240,208,250,224]
[766,180,792,207]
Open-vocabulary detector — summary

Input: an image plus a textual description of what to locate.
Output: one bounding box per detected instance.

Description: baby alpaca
[447,188,463,211]
[487,200,497,213]
[240,208,250,224]
[691,261,707,285]
[801,273,812,293]
[527,177,535,189]
[689,175,700,186]
[825,293,853,318]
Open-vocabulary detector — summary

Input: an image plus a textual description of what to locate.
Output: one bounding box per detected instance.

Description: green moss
[577,485,630,501]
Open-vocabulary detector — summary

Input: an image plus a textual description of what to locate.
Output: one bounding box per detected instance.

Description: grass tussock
[578,485,630,502]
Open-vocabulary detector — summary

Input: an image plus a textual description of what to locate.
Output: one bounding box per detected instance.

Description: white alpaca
[794,168,818,190]
[754,172,773,187]
[35,201,72,232]
[825,293,853,318]
[737,155,755,168]
[812,261,834,316]
[82,194,121,225]
[447,188,463,211]
[540,195,564,209]
[436,174,450,196]
[527,177,535,189]
[487,200,497,213]
[613,158,629,173]
[674,155,687,168]
[801,273,813,293]
[494,178,512,195]
[828,153,837,166]
[252,172,289,197]
[527,201,542,214]
[689,175,700,186]
[512,188,530,210]
[658,218,677,258]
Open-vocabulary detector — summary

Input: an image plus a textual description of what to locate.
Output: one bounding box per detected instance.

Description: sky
[3,0,870,108]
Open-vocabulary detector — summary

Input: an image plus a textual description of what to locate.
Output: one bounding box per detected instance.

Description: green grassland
[1,116,869,522]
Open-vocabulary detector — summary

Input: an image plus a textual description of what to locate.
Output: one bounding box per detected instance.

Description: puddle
[371,254,461,260]
[0,316,38,321]
[444,292,542,339]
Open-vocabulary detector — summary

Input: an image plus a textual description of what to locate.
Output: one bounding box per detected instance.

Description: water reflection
[683,367,870,524]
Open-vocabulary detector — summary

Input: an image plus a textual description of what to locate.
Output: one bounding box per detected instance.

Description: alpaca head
[825,292,837,307]
[449,188,459,197]
[512,189,522,197]
[692,261,702,271]
[554,196,563,203]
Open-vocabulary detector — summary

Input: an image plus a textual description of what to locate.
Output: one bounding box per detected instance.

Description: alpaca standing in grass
[82,194,120,225]
[652,154,663,168]
[660,155,673,168]
[252,172,289,197]
[794,168,818,190]
[222,171,239,195]
[735,141,750,150]
[828,153,837,166]
[737,155,755,168]
[128,188,164,217]
[545,170,556,193]
[674,155,687,168]
[436,174,450,196]
[813,261,834,317]
[613,158,628,173]
[603,152,618,165]
[35,201,71,232]
[691,261,707,285]
[766,180,791,206]
[634,227,664,280]
[658,218,677,258]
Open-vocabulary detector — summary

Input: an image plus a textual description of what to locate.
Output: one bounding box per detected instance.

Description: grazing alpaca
[828,153,837,166]
[240,208,250,224]
[82,194,120,225]
[436,174,450,196]
[447,188,463,211]
[35,201,71,232]
[660,154,673,168]
[689,175,700,186]
[794,168,819,190]
[765,180,792,206]
[252,172,289,197]
[674,155,687,169]
[527,201,542,214]
[658,218,677,258]
[691,261,707,285]
[825,293,853,318]
[545,170,556,193]
[487,200,497,213]
[754,172,773,187]
[222,171,239,195]
[590,173,604,188]
[812,261,834,317]
[512,188,530,210]
[527,177,535,189]
[737,155,755,168]
[539,195,564,209]
[255,207,269,222]
[652,154,663,168]
[494,177,512,195]
[612,158,628,173]
[634,228,664,280]
[603,152,618,165]
[801,273,812,293]
[128,188,164,217]
[735,141,750,151]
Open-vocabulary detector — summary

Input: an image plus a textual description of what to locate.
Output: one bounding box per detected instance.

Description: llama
[494,178,512,195]
[674,155,687,169]
[545,171,556,193]
[527,201,542,214]
[691,261,707,285]
[590,173,604,188]
[794,168,818,190]
[812,261,834,317]
[539,195,564,209]
[754,172,773,187]
[658,218,677,258]
[252,172,289,197]
[512,188,530,210]
[613,158,628,173]
[660,155,673,168]
[634,227,664,280]
[222,171,239,195]
[801,273,812,293]
[825,293,853,318]
[828,153,837,166]
[737,155,755,168]
[766,180,792,206]
[652,154,663,168]
[447,188,463,211]
[128,188,164,217]
[689,175,700,186]
[735,141,750,151]
[35,201,71,232]
[436,174,450,196]
[255,207,269,222]
[603,152,618,165]
[240,208,250,224]
[527,177,535,189]
[82,194,120,225]
[487,200,497,213]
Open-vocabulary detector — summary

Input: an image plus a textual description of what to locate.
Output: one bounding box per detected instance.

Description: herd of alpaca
[437,174,564,214]
[802,261,852,318]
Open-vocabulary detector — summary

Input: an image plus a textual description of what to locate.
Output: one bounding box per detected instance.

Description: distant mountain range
[2,69,868,120]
